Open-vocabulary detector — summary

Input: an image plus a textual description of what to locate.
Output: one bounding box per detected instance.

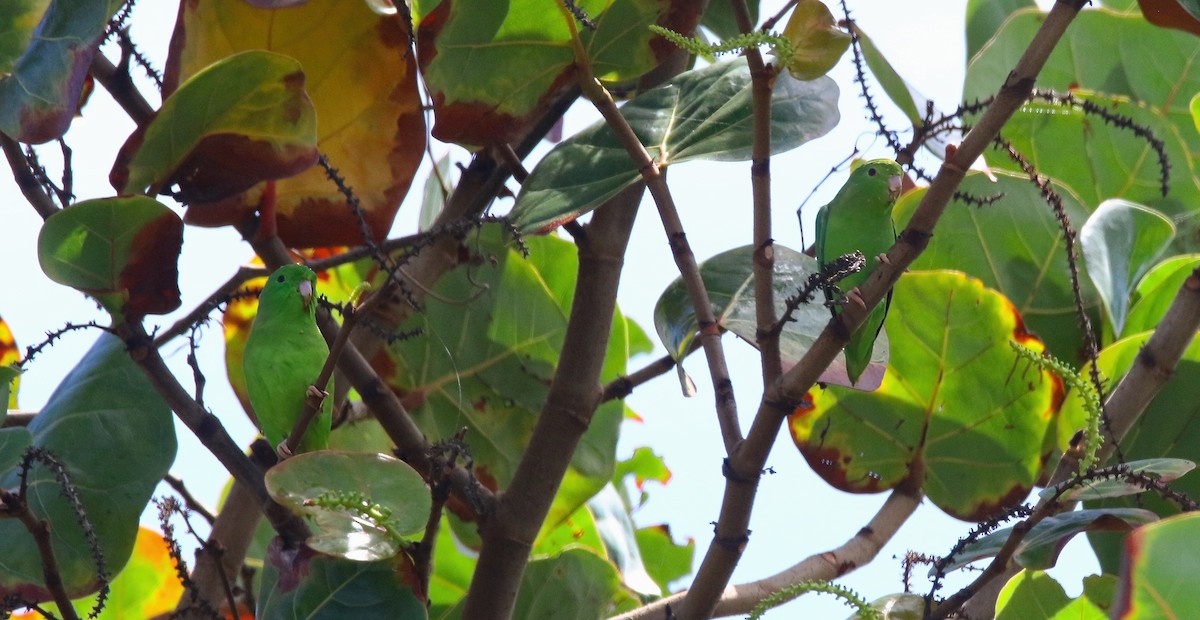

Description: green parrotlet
[244,263,331,456]
[812,158,904,386]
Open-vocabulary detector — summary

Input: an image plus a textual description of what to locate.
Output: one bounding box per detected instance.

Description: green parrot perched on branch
[244,263,331,457]
[812,158,904,387]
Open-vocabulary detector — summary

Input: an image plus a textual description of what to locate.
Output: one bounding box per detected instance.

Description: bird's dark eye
[276,275,285,283]
[867,167,877,176]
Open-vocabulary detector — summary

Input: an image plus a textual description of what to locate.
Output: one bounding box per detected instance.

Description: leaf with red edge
[37,197,182,321]
[165,0,425,248]
[111,50,318,204]
[788,271,1064,521]
[0,0,119,143]
[415,0,701,146]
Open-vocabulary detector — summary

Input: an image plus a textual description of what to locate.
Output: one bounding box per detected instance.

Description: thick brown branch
[460,179,643,620]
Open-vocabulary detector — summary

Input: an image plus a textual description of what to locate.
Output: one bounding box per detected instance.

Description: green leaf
[614,446,671,509]
[111,50,318,202]
[377,226,648,542]
[893,171,1097,362]
[0,427,31,473]
[780,0,850,81]
[1123,254,1200,338]
[0,0,120,143]
[1081,573,1118,614]
[943,508,1157,573]
[965,0,1034,63]
[849,22,925,128]
[265,451,432,562]
[653,244,885,390]
[513,547,626,620]
[700,0,758,39]
[512,58,840,233]
[1071,332,1200,572]
[1192,91,1200,133]
[1113,512,1200,618]
[965,9,1200,249]
[259,541,427,619]
[996,570,1071,620]
[0,334,176,602]
[0,317,18,411]
[634,525,693,594]
[789,272,1063,521]
[996,570,1109,620]
[0,364,19,418]
[1040,458,1196,502]
[416,0,701,146]
[37,196,183,320]
[1080,200,1175,335]
[0,0,49,73]
[428,517,475,619]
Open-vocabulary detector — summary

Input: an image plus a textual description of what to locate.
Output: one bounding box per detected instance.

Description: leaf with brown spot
[165,0,425,248]
[111,50,318,206]
[37,197,183,321]
[415,0,701,146]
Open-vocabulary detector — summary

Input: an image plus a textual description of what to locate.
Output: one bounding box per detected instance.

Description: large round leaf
[789,272,1063,521]
[0,334,176,602]
[511,58,840,233]
[892,171,1097,362]
[265,451,431,562]
[37,196,183,321]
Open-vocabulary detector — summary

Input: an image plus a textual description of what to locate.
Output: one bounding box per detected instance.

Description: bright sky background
[0,1,1098,617]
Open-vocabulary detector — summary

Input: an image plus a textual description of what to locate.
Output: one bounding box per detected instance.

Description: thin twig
[1,133,60,219]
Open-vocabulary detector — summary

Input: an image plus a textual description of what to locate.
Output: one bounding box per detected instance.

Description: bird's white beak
[298,279,313,310]
[887,175,903,200]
